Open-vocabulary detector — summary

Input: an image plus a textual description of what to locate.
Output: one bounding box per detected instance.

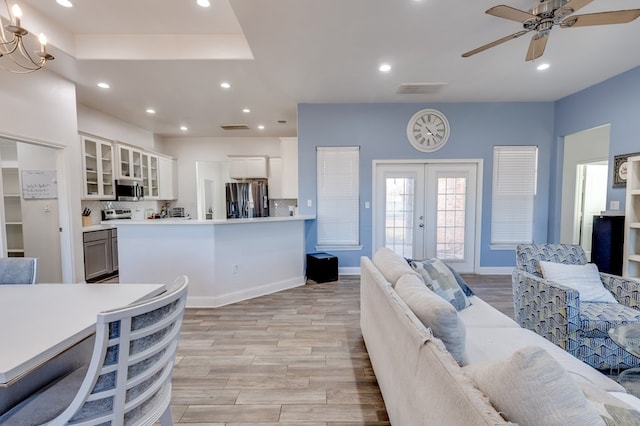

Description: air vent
[396,83,448,95]
[221,124,250,130]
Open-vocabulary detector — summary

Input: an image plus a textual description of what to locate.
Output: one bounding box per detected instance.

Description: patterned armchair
[513,244,640,370]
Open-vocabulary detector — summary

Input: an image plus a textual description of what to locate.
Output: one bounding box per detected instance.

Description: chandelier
[0,1,53,73]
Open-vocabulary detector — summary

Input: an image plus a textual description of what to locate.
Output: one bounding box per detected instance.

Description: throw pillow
[538,261,618,303]
[463,346,604,426]
[578,381,640,425]
[410,258,471,311]
[405,257,475,296]
[395,273,467,365]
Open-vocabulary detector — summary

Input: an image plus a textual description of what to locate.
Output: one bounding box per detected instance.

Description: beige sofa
[360,248,640,425]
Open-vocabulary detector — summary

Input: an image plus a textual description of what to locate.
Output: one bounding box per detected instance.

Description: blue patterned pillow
[410,258,471,311]
[406,257,474,297]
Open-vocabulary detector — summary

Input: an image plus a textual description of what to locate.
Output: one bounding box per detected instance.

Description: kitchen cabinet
[158,156,177,200]
[142,152,159,199]
[83,228,118,282]
[280,137,298,199]
[624,155,640,278]
[81,136,115,200]
[268,157,283,199]
[228,156,268,179]
[116,144,143,181]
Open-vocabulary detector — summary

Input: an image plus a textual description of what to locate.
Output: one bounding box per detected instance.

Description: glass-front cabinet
[141,152,159,199]
[116,144,143,181]
[82,136,115,200]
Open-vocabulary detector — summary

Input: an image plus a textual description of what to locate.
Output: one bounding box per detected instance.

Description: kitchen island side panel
[114,218,307,307]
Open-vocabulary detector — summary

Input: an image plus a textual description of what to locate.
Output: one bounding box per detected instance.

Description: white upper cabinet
[82,136,115,200]
[268,157,283,199]
[158,156,177,200]
[116,144,143,181]
[142,153,159,199]
[279,137,298,199]
[228,156,268,179]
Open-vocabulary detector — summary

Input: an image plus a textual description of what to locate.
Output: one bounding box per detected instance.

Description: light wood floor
[169,274,513,425]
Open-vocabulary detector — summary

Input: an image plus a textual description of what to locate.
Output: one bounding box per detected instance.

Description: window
[316,146,360,248]
[491,146,538,247]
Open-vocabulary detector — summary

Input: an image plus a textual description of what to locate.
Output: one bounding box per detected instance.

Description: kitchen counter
[109,215,315,307]
[82,224,115,232]
[104,215,314,226]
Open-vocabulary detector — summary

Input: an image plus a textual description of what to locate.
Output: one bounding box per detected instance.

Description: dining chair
[0,257,37,284]
[0,275,189,426]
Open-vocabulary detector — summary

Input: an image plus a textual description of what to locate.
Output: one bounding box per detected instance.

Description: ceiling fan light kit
[462,0,640,61]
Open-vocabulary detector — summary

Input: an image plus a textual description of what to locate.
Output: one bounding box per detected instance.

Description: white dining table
[0,283,165,413]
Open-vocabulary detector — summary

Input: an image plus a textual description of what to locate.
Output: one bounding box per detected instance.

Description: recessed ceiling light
[146,108,156,115]
[56,0,73,7]
[537,63,550,71]
[197,0,211,7]
[242,108,251,113]
[220,82,231,89]
[257,125,265,130]
[180,126,188,131]
[97,82,110,89]
[379,63,392,73]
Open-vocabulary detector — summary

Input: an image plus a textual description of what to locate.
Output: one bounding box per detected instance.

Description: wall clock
[406,108,450,153]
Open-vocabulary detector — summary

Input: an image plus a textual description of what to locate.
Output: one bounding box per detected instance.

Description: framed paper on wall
[613,153,640,188]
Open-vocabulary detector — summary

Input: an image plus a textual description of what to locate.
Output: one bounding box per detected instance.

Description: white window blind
[491,146,538,246]
[316,146,360,247]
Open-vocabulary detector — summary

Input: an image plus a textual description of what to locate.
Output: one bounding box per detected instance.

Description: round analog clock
[406,109,450,152]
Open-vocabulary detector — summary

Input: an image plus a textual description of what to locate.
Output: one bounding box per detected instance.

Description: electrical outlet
[365,201,370,209]
[307,199,312,207]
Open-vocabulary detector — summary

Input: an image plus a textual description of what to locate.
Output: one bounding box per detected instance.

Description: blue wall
[549,66,640,241]
[298,102,555,269]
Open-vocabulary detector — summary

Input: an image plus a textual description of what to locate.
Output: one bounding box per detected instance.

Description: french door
[374,162,478,272]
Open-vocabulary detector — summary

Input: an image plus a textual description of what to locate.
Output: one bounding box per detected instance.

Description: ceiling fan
[462,0,640,61]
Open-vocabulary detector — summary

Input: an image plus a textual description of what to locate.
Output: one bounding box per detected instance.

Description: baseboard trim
[476,266,513,275]
[339,267,360,276]
[186,277,305,308]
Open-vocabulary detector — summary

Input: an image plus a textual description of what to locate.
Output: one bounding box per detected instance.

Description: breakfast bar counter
[110,216,315,307]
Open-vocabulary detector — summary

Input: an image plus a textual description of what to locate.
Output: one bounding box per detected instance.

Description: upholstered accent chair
[513,244,640,370]
[0,257,37,284]
[0,276,188,425]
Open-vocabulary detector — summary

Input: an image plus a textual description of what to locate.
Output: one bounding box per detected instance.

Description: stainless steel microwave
[115,180,144,201]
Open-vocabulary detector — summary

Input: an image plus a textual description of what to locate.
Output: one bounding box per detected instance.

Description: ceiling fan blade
[486,5,538,23]
[462,30,529,58]
[525,33,549,61]
[561,9,640,28]
[561,0,593,14]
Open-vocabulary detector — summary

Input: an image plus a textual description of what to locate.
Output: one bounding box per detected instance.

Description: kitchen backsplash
[80,200,166,225]
[270,199,298,217]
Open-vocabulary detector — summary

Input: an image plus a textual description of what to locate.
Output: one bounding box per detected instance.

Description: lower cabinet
[83,228,118,282]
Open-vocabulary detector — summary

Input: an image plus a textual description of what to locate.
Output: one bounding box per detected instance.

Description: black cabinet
[591,215,625,275]
[306,253,338,283]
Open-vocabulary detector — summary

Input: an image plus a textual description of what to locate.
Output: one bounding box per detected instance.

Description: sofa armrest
[600,273,640,311]
[512,268,581,351]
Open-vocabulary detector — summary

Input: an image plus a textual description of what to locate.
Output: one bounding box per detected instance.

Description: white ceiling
[13,0,640,138]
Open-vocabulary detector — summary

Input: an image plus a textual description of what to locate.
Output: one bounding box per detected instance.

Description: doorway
[373,161,480,273]
[560,125,610,252]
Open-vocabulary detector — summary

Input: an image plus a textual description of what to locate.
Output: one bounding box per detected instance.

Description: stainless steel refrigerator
[226,180,269,218]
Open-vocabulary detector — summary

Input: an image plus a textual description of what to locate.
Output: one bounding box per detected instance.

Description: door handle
[419,223,424,228]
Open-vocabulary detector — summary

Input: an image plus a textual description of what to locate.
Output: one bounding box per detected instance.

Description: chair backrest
[515,244,587,277]
[0,257,37,284]
[50,276,189,425]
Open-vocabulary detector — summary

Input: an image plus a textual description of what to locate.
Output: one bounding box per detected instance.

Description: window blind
[316,146,360,246]
[491,146,538,246]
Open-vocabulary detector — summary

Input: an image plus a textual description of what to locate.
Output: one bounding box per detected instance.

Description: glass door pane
[385,177,415,258]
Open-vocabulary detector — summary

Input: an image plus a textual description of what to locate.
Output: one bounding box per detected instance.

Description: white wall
[162,137,281,217]
[77,105,158,151]
[0,69,83,282]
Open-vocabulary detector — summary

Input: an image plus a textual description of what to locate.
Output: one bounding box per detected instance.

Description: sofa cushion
[395,274,467,365]
[465,327,625,393]
[580,302,640,338]
[463,346,604,426]
[372,247,419,287]
[539,261,617,303]
[410,258,471,311]
[458,296,519,328]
